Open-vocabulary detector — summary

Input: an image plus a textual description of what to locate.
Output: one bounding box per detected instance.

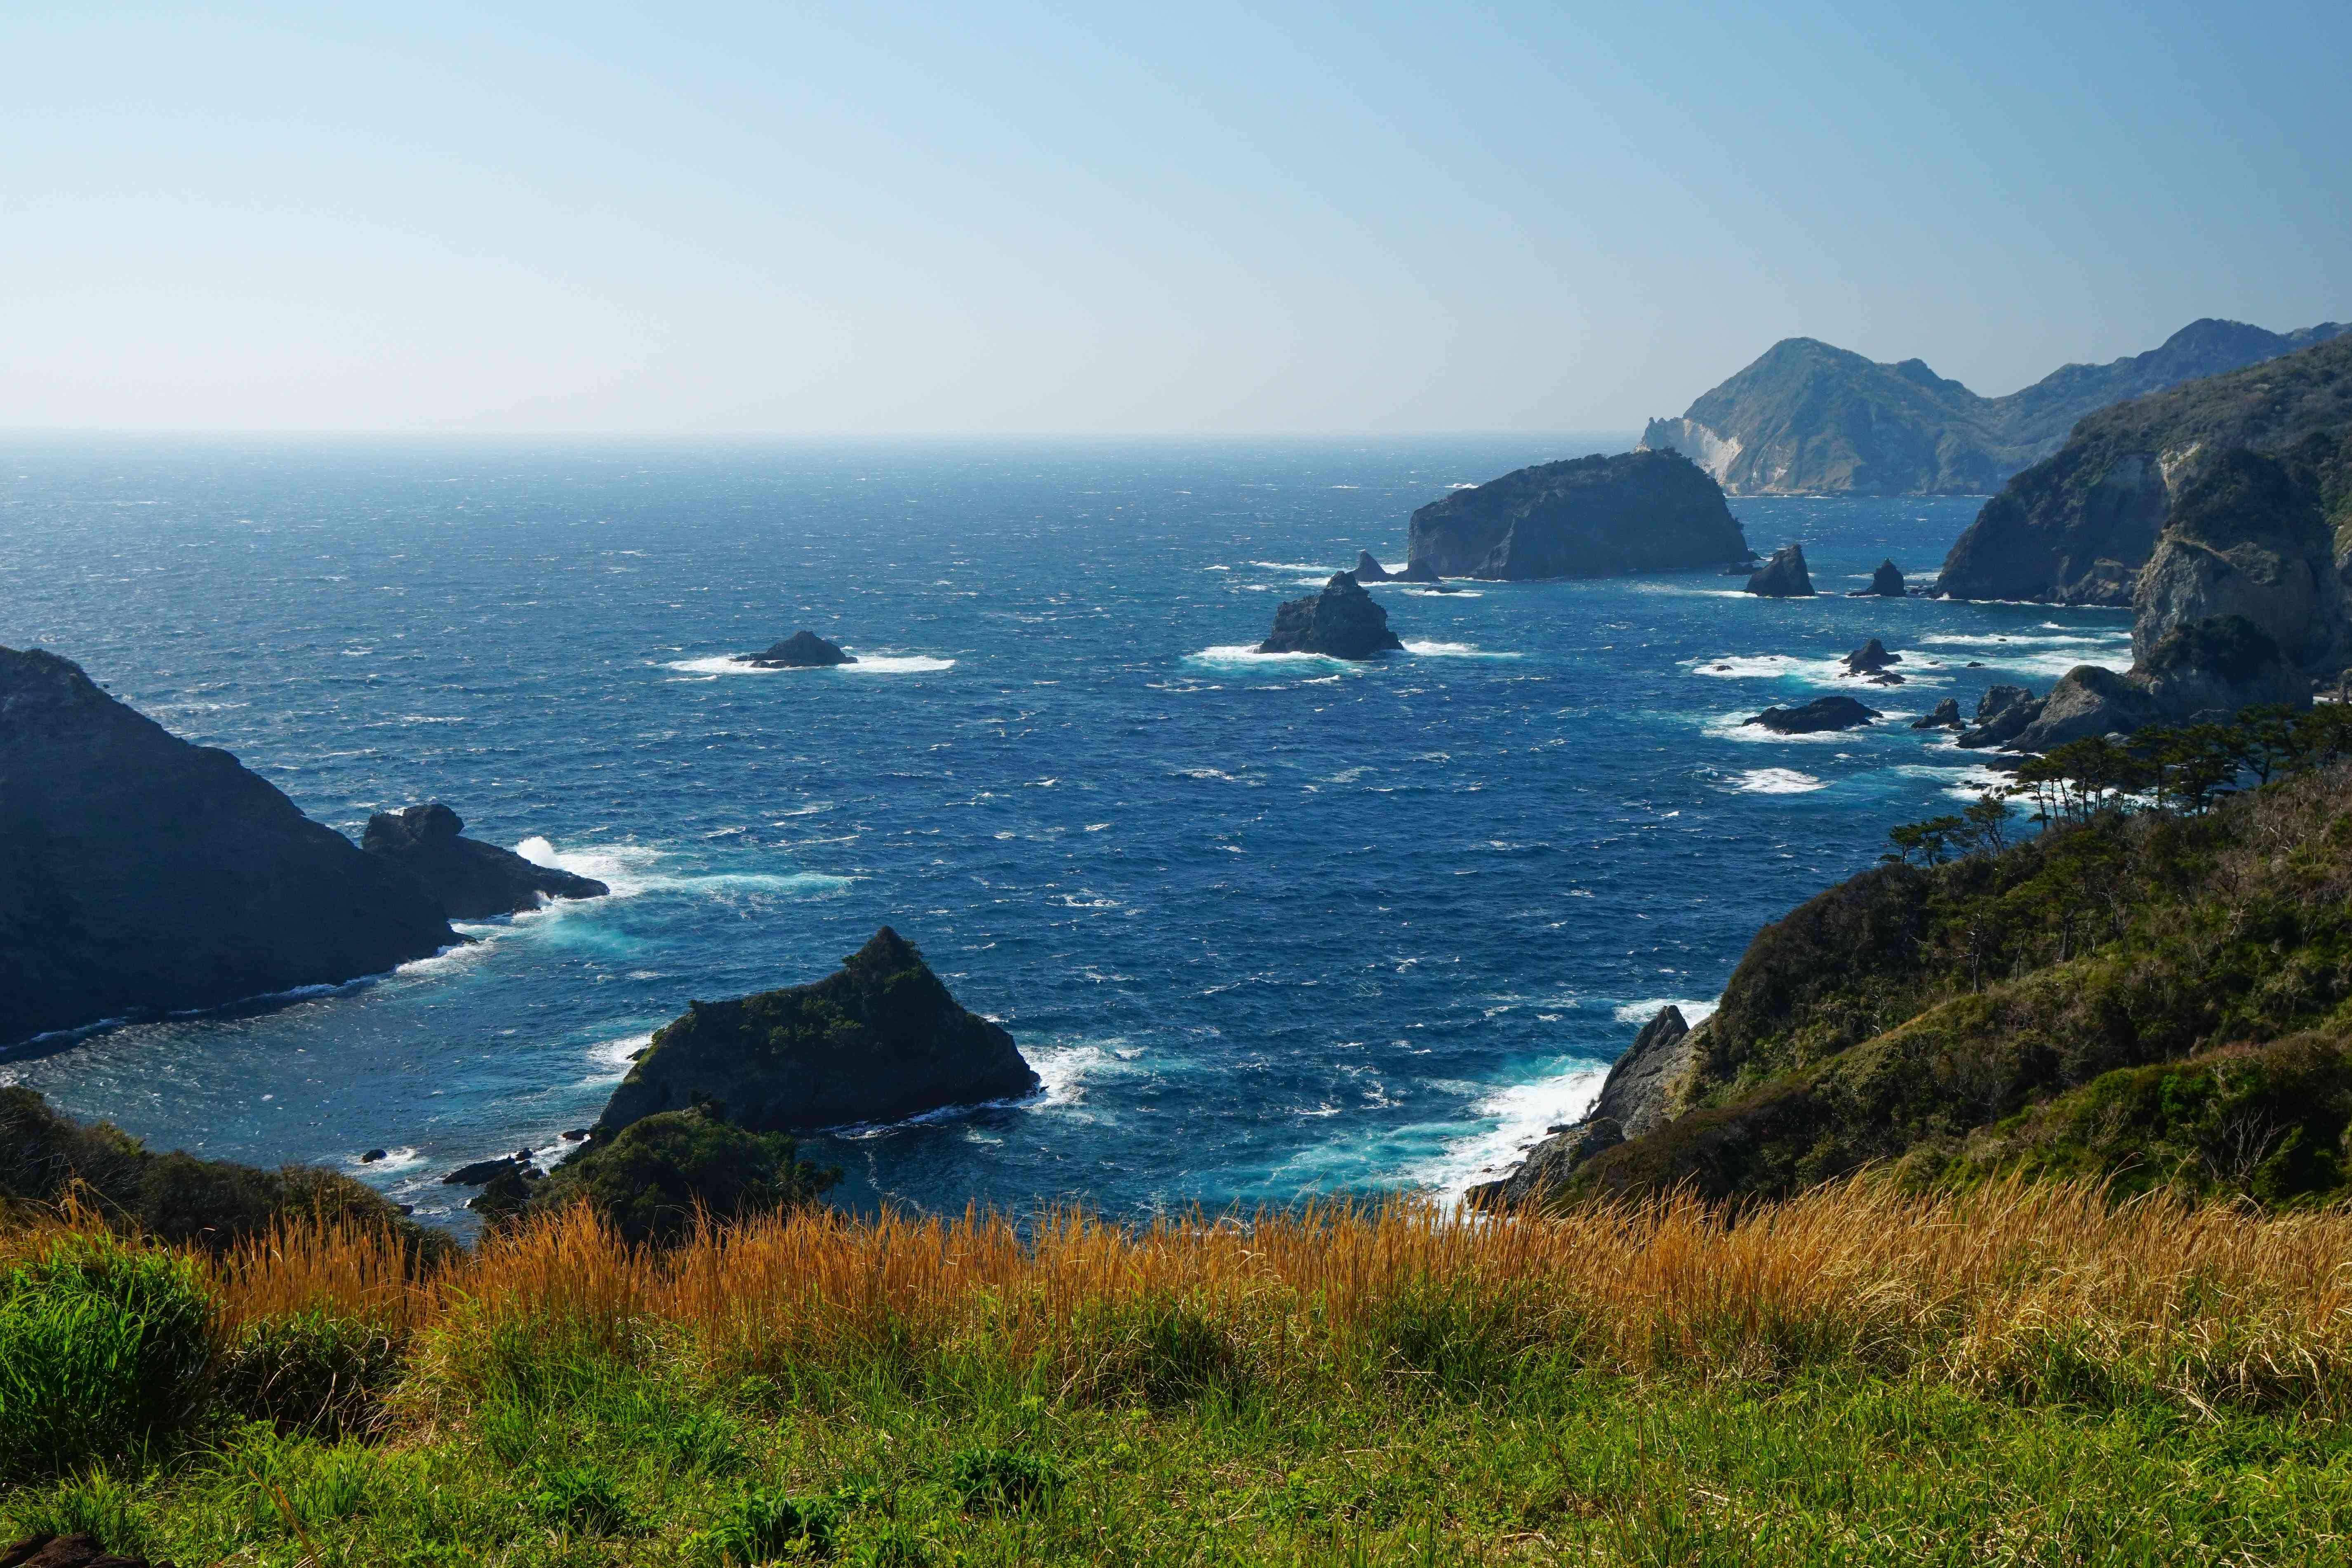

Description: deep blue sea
[0,438,2132,1230]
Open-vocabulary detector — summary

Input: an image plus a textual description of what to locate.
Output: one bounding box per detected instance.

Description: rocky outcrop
[1851,560,1906,596]
[1259,574,1405,659]
[2008,617,2310,752]
[1404,450,1749,579]
[1937,332,2352,604]
[0,648,458,1047]
[1392,559,1441,584]
[525,1106,840,1246]
[0,1535,176,1568]
[1643,319,2346,497]
[1467,1006,1702,1210]
[746,631,856,668]
[1955,685,2044,749]
[1745,544,1815,597]
[361,803,608,920]
[597,928,1041,1135]
[1842,638,1900,675]
[1351,551,1391,582]
[1745,696,1879,734]
[1911,698,1964,730]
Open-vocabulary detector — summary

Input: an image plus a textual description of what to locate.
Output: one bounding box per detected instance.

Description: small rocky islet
[743,629,857,667]
[1258,572,1405,659]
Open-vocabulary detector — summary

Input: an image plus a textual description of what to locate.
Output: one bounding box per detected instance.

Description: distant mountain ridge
[1640,318,2346,496]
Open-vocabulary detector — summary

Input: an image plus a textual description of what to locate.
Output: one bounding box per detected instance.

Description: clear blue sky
[5,1,2346,434]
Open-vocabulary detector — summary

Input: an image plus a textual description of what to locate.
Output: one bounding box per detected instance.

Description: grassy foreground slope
[1575,760,2352,1206]
[7,1188,2352,1565]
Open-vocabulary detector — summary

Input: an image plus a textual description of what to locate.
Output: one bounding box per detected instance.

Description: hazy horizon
[6,2,2346,436]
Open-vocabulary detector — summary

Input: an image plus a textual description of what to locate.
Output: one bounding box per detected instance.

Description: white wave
[514,839,852,902]
[1730,768,1827,794]
[663,652,954,676]
[1247,560,1335,572]
[1408,1060,1612,1200]
[585,1032,654,1077]
[1613,998,1720,1026]
[1689,652,1849,681]
[843,655,956,673]
[515,838,665,897]
[1918,631,2131,648]
[830,1040,1132,1139]
[1186,645,1363,671]
[349,1146,424,1174]
[1403,640,1519,659]
[1893,762,2018,801]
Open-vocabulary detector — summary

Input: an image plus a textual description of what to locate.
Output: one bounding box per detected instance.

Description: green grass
[6,1328,2350,1564]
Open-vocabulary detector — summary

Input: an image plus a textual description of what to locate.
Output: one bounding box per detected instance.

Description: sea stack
[361,803,610,920]
[1842,638,1901,675]
[0,646,457,1046]
[746,631,856,668]
[1850,560,1906,596]
[595,927,1041,1135]
[1258,573,1405,660]
[1351,551,1392,582]
[1745,544,1816,597]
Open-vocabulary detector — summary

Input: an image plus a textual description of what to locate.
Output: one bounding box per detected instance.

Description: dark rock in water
[1843,638,1901,674]
[1258,574,1405,660]
[1468,1005,1702,1209]
[0,1086,450,1260]
[442,1155,524,1187]
[0,1534,177,1568]
[561,1128,591,1142]
[1956,685,2044,749]
[466,1163,540,1225]
[1392,558,1442,584]
[361,803,609,920]
[1351,550,1391,582]
[1744,696,1880,734]
[1864,671,1905,685]
[1848,560,1906,596]
[1406,450,1749,579]
[1745,544,1816,597]
[0,646,458,1048]
[1467,1118,1624,1210]
[525,1106,841,1246]
[598,927,1041,1135]
[359,1148,388,1164]
[746,630,856,668]
[1911,698,1964,730]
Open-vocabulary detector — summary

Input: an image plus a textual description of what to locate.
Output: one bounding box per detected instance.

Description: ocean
[0,437,2133,1229]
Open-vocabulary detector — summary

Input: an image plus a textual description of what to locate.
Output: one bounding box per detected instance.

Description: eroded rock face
[1745,544,1816,597]
[746,631,856,667]
[1850,560,1907,596]
[1405,450,1749,579]
[1843,638,1900,674]
[1259,574,1405,660]
[361,803,609,920]
[2130,444,2352,673]
[1956,685,2046,749]
[598,927,1040,1135]
[0,647,457,1046]
[1911,698,1964,730]
[1467,1005,1700,1209]
[1745,696,1879,734]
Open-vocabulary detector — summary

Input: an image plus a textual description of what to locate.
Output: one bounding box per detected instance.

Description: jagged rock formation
[0,647,457,1047]
[1744,696,1880,734]
[1911,698,1964,730]
[1404,450,1749,579]
[1468,1006,1702,1209]
[1937,333,2352,605]
[1351,551,1391,582]
[746,631,856,668]
[1843,638,1900,675]
[1392,559,1442,584]
[2011,617,2307,752]
[1643,319,2346,497]
[1259,573,1405,659]
[1956,685,2044,749]
[597,928,1040,1135]
[361,803,608,920]
[1745,544,1815,597]
[1851,560,1907,596]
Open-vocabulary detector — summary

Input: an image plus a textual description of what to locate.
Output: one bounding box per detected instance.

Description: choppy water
[0,438,2131,1228]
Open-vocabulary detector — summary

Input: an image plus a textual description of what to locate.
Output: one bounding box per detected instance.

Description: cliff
[1643,318,2345,497]
[0,648,457,1045]
[596,927,1040,1134]
[1936,333,2352,604]
[1404,450,1748,579]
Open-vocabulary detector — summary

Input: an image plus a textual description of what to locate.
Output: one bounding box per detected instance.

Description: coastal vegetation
[7,1181,2352,1563]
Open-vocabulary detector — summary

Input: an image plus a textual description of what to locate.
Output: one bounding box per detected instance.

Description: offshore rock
[1259,573,1405,660]
[1843,638,1901,675]
[746,631,856,668]
[1405,450,1749,579]
[1392,558,1442,584]
[1351,550,1391,582]
[1911,698,1964,730]
[1745,544,1816,597]
[1744,696,1880,734]
[598,927,1041,1135]
[442,1155,527,1187]
[0,647,457,1047]
[1851,560,1907,596]
[1955,685,2044,749]
[361,803,609,920]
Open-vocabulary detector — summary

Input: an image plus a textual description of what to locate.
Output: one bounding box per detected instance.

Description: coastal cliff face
[597,927,1040,1135]
[1405,450,1748,579]
[360,802,610,920]
[1936,333,2352,605]
[1643,318,2346,498]
[0,648,457,1045]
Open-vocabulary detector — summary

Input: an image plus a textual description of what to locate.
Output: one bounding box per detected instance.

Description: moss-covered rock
[525,1107,838,1245]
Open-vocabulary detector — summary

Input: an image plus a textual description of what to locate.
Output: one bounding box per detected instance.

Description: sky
[3,1,2347,435]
